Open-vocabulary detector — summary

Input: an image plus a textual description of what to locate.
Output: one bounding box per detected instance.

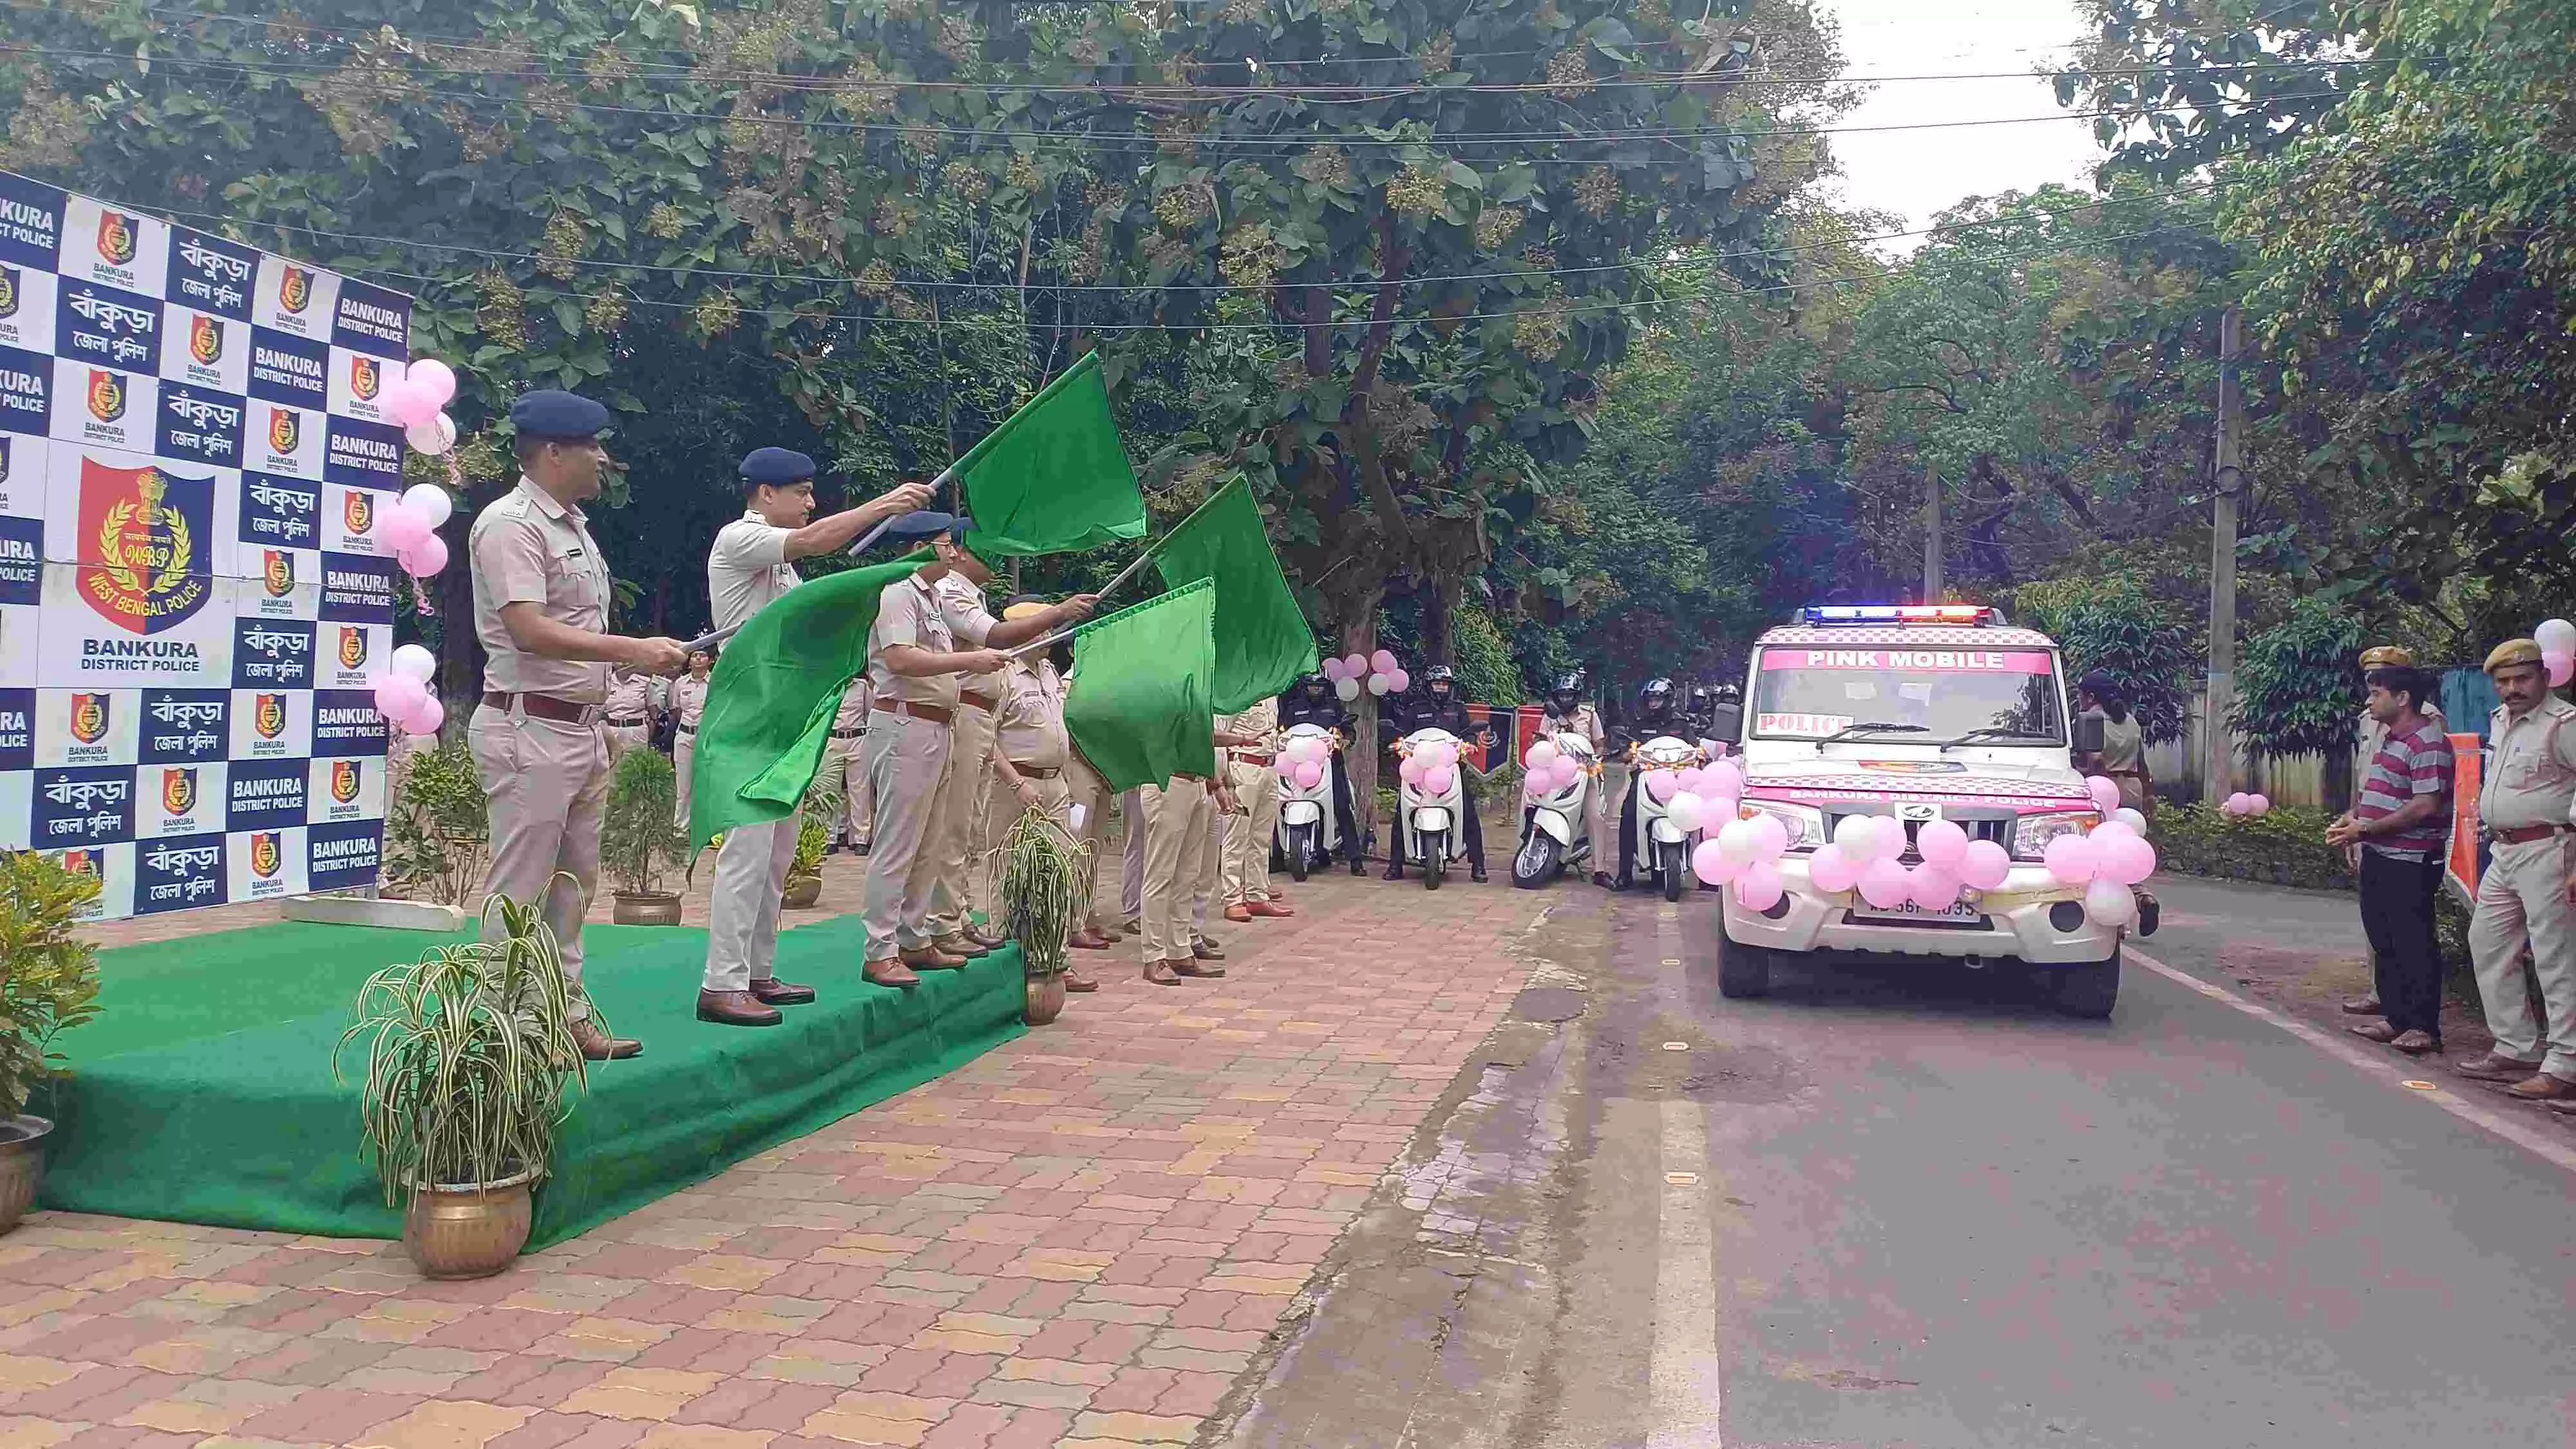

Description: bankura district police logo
[278,266,313,314]
[162,766,197,815]
[78,459,214,634]
[268,407,298,454]
[330,760,361,804]
[88,369,126,423]
[0,266,17,318]
[262,549,293,597]
[249,831,281,878]
[96,210,139,266]
[189,315,223,366]
[253,694,285,739]
[350,355,379,401]
[337,626,367,669]
[68,693,109,744]
[344,491,372,536]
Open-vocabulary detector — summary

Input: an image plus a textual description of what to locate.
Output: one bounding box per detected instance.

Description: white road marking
[2126,945,2576,1177]
[1650,1096,1724,1448]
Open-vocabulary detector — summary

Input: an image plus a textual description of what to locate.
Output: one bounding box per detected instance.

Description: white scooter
[1629,735,1707,903]
[1274,722,1343,882]
[1394,727,1468,890]
[1513,730,1598,889]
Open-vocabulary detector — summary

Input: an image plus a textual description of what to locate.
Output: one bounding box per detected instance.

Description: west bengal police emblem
[0,265,17,318]
[59,849,102,882]
[338,626,366,669]
[344,490,372,536]
[68,692,109,744]
[253,694,286,739]
[96,210,138,266]
[331,760,361,804]
[88,368,126,423]
[162,766,197,815]
[350,354,379,401]
[268,407,299,454]
[262,549,293,597]
[189,314,223,366]
[249,832,281,878]
[77,459,214,634]
[278,265,312,314]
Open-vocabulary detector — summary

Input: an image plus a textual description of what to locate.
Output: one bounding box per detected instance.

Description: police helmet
[1424,664,1457,696]
[1549,671,1585,707]
[1640,677,1676,712]
[1298,672,1329,696]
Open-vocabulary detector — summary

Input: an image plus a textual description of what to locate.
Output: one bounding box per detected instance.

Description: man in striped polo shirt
[2329,663,2456,1056]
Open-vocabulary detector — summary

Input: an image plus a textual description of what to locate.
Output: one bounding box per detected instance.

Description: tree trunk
[1421,576,1457,667]
[435,511,479,723]
[1340,594,1385,855]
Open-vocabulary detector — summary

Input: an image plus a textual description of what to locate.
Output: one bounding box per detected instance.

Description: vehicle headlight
[1739,799,1826,851]
[2014,810,2096,862]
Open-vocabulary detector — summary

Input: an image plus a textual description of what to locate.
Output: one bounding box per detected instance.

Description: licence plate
[1847,900,1987,927]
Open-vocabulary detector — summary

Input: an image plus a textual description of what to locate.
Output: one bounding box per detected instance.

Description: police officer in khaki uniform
[1065,733,1121,953]
[670,647,712,824]
[2456,639,2576,1102]
[987,598,1097,993]
[923,572,1009,958]
[1541,672,1616,885]
[696,449,931,1027]
[469,390,688,1061]
[821,678,873,853]
[1219,696,1291,922]
[603,667,654,761]
[2340,643,2447,1017]
[859,514,1094,988]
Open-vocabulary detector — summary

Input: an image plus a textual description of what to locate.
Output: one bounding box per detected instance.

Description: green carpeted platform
[38,915,1026,1248]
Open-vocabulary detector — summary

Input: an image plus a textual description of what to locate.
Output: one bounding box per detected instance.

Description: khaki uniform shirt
[833,679,871,733]
[708,509,799,635]
[2479,695,2576,830]
[670,675,709,729]
[936,573,1006,708]
[1222,697,1280,760]
[867,571,996,708]
[1544,704,1607,754]
[469,476,613,705]
[605,672,652,721]
[994,658,1069,768]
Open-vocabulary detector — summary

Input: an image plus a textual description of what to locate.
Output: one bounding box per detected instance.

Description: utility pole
[2204,305,2244,805]
[1923,467,1944,601]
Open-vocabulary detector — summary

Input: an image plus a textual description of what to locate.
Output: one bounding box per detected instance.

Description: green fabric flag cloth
[958,352,1148,558]
[1063,578,1218,793]
[1151,475,1319,714]
[688,556,927,851]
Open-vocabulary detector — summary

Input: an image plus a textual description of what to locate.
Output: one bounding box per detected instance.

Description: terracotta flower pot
[402,1170,535,1280]
[611,889,682,926]
[0,1115,51,1235]
[1025,972,1067,1026]
[782,875,822,910]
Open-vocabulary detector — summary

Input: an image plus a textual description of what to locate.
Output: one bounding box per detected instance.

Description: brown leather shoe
[750,978,816,1005]
[1097,923,1125,942]
[1064,967,1099,992]
[2500,1070,2576,1101]
[863,958,922,989]
[571,1018,642,1061]
[697,989,783,1027]
[1191,938,1226,961]
[1069,928,1112,952]
[1224,904,1254,923]
[2340,994,2383,1016]
[1247,900,1296,918]
[1174,957,1227,979]
[931,933,992,959]
[902,945,970,971]
[1267,889,1287,902]
[2454,1052,2546,1081]
[965,923,1009,949]
[1144,959,1186,986]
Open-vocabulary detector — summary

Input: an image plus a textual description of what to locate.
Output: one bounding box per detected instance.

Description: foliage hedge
[2149,803,2355,891]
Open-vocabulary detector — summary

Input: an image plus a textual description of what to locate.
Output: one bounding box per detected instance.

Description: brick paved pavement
[1,870,1538,1449]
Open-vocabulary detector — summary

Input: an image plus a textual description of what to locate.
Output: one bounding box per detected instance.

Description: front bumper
[1721,857,2120,966]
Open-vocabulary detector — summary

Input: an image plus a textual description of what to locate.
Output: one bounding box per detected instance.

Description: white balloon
[2112,807,2148,833]
[1716,817,1761,866]
[1832,813,1879,857]
[401,483,456,529]
[1667,791,1705,834]
[389,643,437,683]
[1335,676,1361,703]
[2539,618,2576,654]
[1366,674,1390,696]
[404,412,457,456]
[2083,877,2138,928]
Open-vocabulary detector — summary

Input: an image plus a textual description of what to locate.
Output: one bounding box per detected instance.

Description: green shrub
[600,750,685,896]
[2150,802,2355,891]
[386,738,488,907]
[0,853,104,1119]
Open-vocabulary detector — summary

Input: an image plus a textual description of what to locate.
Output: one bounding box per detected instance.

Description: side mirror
[2071,712,2103,755]
[1709,701,1744,744]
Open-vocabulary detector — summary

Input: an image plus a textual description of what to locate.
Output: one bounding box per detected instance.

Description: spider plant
[984,807,1091,976]
[336,886,591,1200]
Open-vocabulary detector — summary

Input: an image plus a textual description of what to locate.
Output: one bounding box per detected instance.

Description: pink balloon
[1424,764,1456,796]
[1277,759,1298,782]
[1646,771,1680,804]
[1748,812,1790,861]
[2550,650,2576,689]
[1806,843,1859,894]
[402,694,446,736]
[1551,758,1582,791]
[2086,775,2121,815]
[1907,864,1960,910]
[2246,793,2271,817]
[2043,831,2101,885]
[1321,656,1349,682]
[377,500,431,552]
[2098,831,2157,887]
[1871,816,1908,859]
[1293,760,1324,790]
[406,358,458,408]
[1343,653,1369,679]
[1736,861,1786,913]
[1370,649,1398,676]
[1707,758,1745,797]
[2222,791,2251,817]
[1526,740,1560,770]
[1857,857,1911,909]
[1916,818,1969,869]
[1399,756,1425,785]
[380,377,435,428]
[374,674,426,718]
[399,533,450,578]
[1958,839,2012,891]
[1386,668,1410,694]
[1692,838,1737,886]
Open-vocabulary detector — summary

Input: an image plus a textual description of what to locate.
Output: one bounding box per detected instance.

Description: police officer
[1385,664,1493,883]
[695,448,932,1027]
[1219,694,1292,921]
[821,677,872,853]
[670,646,712,825]
[603,666,654,761]
[987,597,1097,993]
[1065,725,1122,953]
[1280,673,1365,874]
[923,569,1010,960]
[468,390,688,1061]
[1540,672,1616,887]
[1615,677,1684,889]
[859,513,1095,989]
[2456,639,2576,1102]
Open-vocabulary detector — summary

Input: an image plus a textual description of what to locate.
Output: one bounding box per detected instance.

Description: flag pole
[999,536,1165,659]
[683,507,913,654]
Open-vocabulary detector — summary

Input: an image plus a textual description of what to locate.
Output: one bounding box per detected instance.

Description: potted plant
[384,737,490,907]
[0,853,102,1234]
[782,779,840,911]
[337,889,590,1278]
[601,749,686,926]
[985,808,1090,1025]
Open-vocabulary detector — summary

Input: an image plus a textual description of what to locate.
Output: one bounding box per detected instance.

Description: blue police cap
[508,389,611,440]
[882,509,971,542]
[739,447,817,487]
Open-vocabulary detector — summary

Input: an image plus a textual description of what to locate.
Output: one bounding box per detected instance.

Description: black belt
[831,727,867,739]
[482,692,600,725]
[607,715,649,728]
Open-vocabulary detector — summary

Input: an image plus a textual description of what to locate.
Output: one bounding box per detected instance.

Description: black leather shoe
[1384,864,1404,881]
[1471,866,1488,883]
[1350,856,1366,876]
[750,978,817,1006]
[696,990,782,1027]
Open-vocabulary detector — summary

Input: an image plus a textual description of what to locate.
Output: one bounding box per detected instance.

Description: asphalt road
[1216,875,2576,1449]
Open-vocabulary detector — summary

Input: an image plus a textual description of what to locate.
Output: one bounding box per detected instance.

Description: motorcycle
[1274,722,1343,883]
[1393,727,1469,890]
[1513,730,1598,889]
[1629,735,1708,903]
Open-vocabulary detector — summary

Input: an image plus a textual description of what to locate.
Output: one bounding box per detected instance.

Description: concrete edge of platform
[281,893,468,931]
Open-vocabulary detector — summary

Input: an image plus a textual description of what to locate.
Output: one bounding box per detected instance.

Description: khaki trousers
[1589,761,1627,866]
[468,705,609,1020]
[605,723,649,762]
[2468,833,2576,1075]
[1138,778,1213,965]
[859,714,952,963]
[672,726,698,826]
[820,731,871,847]
[1193,797,1224,934]
[1223,760,1281,906]
[925,701,999,937]
[702,817,796,992]
[1121,788,1146,923]
[1065,755,1116,931]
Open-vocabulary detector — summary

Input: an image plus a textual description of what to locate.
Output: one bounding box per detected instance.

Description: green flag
[1151,475,1319,714]
[958,352,1147,558]
[688,556,927,851]
[1063,578,1217,793]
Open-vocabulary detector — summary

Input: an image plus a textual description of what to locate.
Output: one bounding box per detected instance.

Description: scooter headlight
[1738,799,1826,851]
[2014,810,2096,862]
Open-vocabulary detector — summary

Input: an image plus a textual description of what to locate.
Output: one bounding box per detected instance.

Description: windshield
[1751,643,2064,743]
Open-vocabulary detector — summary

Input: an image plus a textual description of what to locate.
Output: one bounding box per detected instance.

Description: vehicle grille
[1824,810,2014,861]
